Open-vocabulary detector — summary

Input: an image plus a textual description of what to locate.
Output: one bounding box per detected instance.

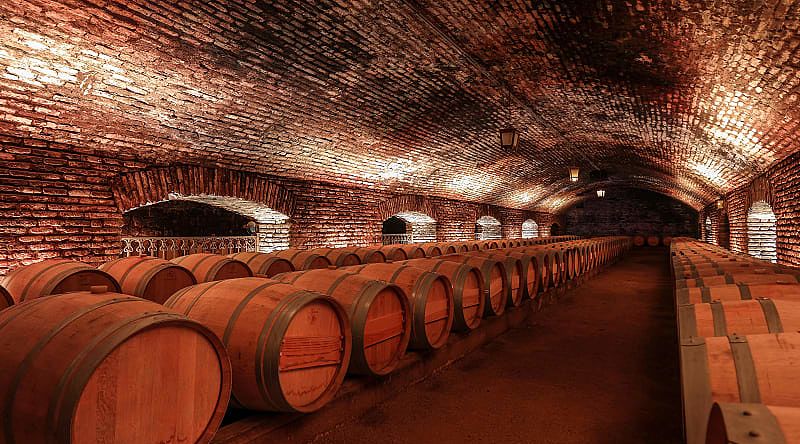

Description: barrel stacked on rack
[670,238,800,444]
[0,234,630,443]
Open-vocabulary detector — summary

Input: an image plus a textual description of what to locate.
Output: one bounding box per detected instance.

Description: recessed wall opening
[747,200,777,263]
[476,216,502,240]
[522,219,539,239]
[550,223,561,236]
[381,211,436,244]
[704,216,714,244]
[122,193,290,258]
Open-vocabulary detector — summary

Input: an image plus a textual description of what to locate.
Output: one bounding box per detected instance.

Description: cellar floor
[308,248,682,444]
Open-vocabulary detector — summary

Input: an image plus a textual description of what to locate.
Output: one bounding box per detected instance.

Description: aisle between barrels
[309,247,682,444]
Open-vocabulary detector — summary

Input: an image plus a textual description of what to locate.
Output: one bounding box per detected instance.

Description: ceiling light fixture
[596,189,605,198]
[569,167,580,182]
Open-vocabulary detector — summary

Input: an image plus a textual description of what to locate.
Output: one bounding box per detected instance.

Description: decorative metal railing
[121,236,259,259]
[381,234,414,245]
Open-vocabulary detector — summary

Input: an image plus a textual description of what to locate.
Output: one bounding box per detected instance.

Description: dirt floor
[309,248,683,444]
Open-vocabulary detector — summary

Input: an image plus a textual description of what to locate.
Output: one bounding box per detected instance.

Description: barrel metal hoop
[679,336,712,444]
[700,287,712,303]
[738,284,753,300]
[715,403,786,444]
[710,301,728,337]
[757,298,784,333]
[728,335,761,403]
[677,304,698,339]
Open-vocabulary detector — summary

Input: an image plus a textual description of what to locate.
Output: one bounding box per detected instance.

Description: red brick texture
[0,137,558,274]
[562,189,699,238]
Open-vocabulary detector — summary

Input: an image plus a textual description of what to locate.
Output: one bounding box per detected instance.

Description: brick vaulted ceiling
[1,1,799,211]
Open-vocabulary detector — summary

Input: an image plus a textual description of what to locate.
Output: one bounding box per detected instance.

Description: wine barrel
[165,278,350,412]
[438,254,507,317]
[339,247,386,264]
[229,251,295,277]
[470,251,525,307]
[0,288,231,444]
[379,245,408,262]
[0,259,120,303]
[340,263,454,349]
[633,236,645,247]
[422,244,443,257]
[171,253,253,283]
[647,235,660,247]
[662,236,673,246]
[439,243,468,254]
[675,263,786,280]
[476,250,539,300]
[310,248,362,267]
[268,249,332,270]
[402,258,484,331]
[271,269,410,375]
[706,403,800,444]
[399,245,426,259]
[675,282,800,305]
[675,273,800,289]
[99,256,197,304]
[0,285,12,311]
[678,299,800,339]
[681,333,800,444]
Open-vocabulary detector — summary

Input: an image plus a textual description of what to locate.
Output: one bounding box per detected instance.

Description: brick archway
[112,165,296,218]
[376,195,438,222]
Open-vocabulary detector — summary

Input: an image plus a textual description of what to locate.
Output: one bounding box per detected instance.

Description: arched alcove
[550,223,561,236]
[522,219,539,239]
[747,201,777,263]
[704,216,714,244]
[122,193,290,257]
[381,211,436,244]
[476,216,502,240]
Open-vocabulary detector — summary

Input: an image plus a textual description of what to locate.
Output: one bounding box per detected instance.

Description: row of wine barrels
[671,238,800,444]
[0,259,121,303]
[331,263,454,349]
[0,288,232,444]
[707,402,800,444]
[271,268,412,373]
[261,249,332,270]
[166,278,351,413]
[400,258,485,331]
[681,333,800,444]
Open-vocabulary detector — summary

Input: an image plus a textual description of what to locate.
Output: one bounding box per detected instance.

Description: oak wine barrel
[439,254,507,317]
[681,332,800,444]
[310,248,362,267]
[165,277,350,412]
[662,236,673,246]
[402,258,484,331]
[228,251,295,277]
[99,255,197,304]
[706,403,800,444]
[633,236,645,247]
[675,272,800,289]
[171,253,253,283]
[271,269,410,375]
[268,249,332,270]
[647,235,660,247]
[0,285,12,311]
[339,247,387,264]
[470,251,526,306]
[422,244,444,257]
[0,259,120,303]
[677,299,800,339]
[341,263,454,350]
[675,282,800,305]
[398,244,426,259]
[0,288,231,444]
[379,245,408,262]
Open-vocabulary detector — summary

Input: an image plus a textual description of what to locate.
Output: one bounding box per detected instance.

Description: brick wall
[0,138,559,274]
[563,188,699,238]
